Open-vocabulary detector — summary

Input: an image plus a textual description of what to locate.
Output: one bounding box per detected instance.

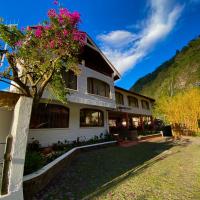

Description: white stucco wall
[0,97,33,200]
[29,103,109,147]
[0,108,13,161]
[115,88,153,116]
[42,63,116,109]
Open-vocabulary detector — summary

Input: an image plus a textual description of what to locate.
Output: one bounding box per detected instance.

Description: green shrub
[24,151,45,175]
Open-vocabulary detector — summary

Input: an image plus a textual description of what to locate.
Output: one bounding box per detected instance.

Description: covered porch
[108,111,155,140]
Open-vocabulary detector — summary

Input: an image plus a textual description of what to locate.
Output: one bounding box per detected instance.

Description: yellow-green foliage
[153,88,200,134]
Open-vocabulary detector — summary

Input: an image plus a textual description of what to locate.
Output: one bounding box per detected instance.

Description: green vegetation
[0,6,85,106]
[24,133,114,175]
[34,137,200,200]
[153,88,200,135]
[24,151,45,175]
[131,36,200,99]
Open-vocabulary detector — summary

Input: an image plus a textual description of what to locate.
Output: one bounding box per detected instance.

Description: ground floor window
[109,119,117,127]
[80,109,104,127]
[30,103,69,128]
[132,117,140,128]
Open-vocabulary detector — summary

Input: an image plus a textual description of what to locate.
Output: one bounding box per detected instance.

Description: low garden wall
[139,132,163,141]
[23,141,117,199]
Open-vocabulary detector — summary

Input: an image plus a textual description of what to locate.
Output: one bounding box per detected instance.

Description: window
[132,117,140,127]
[141,100,150,110]
[87,78,110,98]
[115,92,124,105]
[109,119,117,127]
[80,109,104,127]
[30,103,69,128]
[128,96,139,108]
[62,70,77,90]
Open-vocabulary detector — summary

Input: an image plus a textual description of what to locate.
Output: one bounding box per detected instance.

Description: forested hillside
[131,36,200,99]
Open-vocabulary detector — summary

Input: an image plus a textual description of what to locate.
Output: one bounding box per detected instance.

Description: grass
[34,137,200,200]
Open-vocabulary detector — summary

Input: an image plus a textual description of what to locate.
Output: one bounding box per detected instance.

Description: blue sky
[0,0,200,90]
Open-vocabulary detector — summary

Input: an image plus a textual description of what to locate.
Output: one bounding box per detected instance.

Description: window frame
[87,77,110,98]
[128,96,139,108]
[115,92,124,105]
[30,103,70,129]
[62,69,78,91]
[80,108,104,127]
[141,100,150,110]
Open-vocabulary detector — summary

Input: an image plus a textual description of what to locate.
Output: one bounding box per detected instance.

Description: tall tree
[153,88,200,135]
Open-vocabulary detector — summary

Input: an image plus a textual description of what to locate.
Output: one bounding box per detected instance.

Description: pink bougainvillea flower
[59,8,70,18]
[72,30,86,45]
[35,28,43,38]
[44,25,51,30]
[70,11,80,25]
[58,16,64,24]
[57,39,63,47]
[15,40,23,47]
[48,9,57,18]
[49,40,55,48]
[63,29,68,36]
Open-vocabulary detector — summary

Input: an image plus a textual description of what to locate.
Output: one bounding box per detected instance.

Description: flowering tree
[0,7,86,105]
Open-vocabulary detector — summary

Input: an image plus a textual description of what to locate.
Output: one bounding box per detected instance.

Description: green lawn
[34,137,200,200]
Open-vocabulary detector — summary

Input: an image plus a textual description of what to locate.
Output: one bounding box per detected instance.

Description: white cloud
[97,30,139,48]
[97,0,184,74]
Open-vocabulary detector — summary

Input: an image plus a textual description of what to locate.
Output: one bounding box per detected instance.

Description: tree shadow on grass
[34,139,179,200]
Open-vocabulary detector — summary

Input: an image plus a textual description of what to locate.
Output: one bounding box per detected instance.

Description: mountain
[130,36,200,99]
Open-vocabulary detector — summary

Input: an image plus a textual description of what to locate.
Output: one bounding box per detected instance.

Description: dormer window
[115,92,124,105]
[87,77,110,98]
[128,96,139,108]
[62,70,77,90]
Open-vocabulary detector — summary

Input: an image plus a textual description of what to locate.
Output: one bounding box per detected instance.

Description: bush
[24,151,45,175]
[27,139,40,151]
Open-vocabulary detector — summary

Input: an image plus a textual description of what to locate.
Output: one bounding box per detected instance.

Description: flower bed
[24,133,114,175]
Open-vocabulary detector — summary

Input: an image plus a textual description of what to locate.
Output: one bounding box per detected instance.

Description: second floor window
[115,92,124,105]
[62,70,77,90]
[128,96,139,108]
[141,100,150,110]
[87,77,110,98]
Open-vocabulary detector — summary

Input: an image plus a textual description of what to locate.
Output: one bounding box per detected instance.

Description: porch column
[150,116,155,130]
[140,116,144,131]
[125,113,129,129]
